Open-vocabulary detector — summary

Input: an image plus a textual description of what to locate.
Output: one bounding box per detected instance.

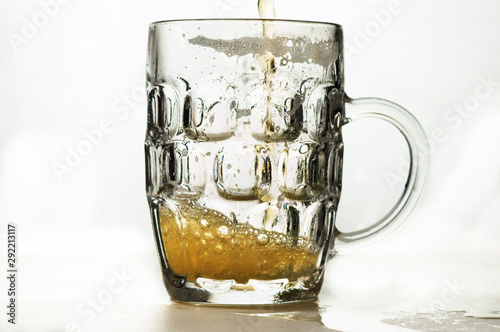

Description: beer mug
[145,19,429,305]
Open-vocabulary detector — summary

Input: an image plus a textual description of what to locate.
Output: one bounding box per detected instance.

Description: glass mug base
[164,277,324,305]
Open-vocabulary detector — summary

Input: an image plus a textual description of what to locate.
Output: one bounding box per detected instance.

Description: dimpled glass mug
[145,19,429,305]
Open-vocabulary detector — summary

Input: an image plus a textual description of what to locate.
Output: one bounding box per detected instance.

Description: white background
[1,0,500,330]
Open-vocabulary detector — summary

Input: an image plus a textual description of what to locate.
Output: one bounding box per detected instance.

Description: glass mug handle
[333,96,430,254]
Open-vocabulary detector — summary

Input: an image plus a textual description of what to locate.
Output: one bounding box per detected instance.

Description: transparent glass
[145,19,429,305]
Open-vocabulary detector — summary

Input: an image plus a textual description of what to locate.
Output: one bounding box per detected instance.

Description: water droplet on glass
[299,144,310,154]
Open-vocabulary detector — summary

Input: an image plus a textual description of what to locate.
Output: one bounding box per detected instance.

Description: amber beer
[160,201,319,284]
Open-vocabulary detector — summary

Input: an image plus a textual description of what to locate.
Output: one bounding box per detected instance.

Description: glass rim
[149,18,342,29]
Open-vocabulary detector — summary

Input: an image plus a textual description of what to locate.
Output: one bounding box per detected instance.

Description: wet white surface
[7,229,500,332]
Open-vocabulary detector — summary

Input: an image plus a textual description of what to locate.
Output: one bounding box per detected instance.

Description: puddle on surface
[382,311,500,332]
